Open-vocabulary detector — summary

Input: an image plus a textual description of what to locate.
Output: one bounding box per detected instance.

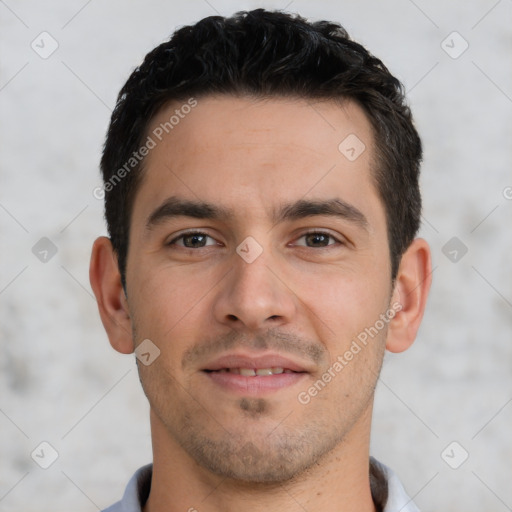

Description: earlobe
[386,238,432,353]
[89,236,134,354]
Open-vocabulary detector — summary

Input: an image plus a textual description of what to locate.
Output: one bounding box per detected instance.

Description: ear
[386,238,432,353]
[89,236,134,354]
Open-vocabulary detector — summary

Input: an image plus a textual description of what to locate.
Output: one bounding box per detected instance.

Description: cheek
[128,268,199,343]
[292,266,391,352]
[128,264,222,375]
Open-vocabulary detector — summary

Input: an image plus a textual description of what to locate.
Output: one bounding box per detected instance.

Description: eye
[293,230,342,248]
[167,231,219,249]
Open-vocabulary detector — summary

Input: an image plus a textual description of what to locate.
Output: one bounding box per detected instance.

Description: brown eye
[295,231,341,248]
[168,231,217,248]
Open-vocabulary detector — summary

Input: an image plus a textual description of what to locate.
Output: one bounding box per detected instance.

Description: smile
[205,367,297,376]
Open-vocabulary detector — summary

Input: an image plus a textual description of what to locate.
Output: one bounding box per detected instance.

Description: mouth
[204,367,297,376]
[201,353,309,395]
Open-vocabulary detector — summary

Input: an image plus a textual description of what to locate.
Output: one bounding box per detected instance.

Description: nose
[212,241,297,332]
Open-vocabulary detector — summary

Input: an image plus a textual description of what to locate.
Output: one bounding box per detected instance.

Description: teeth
[239,368,256,376]
[256,368,273,376]
[225,367,286,376]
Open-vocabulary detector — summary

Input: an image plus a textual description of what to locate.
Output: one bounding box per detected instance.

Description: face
[124,95,396,482]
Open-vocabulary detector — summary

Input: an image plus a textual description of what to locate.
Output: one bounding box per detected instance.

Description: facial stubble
[133,324,386,484]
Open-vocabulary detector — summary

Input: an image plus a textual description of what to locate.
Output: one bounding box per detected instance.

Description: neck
[143,407,377,512]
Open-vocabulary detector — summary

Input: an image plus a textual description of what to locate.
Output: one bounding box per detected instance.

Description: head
[91,9,431,484]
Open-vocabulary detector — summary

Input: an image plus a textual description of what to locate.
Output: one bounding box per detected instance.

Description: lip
[202,352,310,396]
[202,353,310,373]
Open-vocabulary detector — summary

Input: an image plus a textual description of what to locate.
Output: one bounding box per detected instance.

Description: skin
[90,95,431,512]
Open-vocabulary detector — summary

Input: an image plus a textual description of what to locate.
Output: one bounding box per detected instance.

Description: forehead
[133,95,382,228]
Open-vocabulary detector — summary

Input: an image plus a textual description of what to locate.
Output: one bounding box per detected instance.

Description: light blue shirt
[102,457,420,512]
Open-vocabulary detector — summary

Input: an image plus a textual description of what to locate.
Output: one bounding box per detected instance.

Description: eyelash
[167,230,343,249]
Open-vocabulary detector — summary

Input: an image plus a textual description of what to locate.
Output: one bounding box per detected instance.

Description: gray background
[1,1,511,511]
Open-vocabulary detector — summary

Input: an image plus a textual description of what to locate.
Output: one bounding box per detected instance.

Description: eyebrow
[145,196,369,231]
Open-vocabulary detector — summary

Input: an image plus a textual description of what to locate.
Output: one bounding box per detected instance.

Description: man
[90,8,431,512]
